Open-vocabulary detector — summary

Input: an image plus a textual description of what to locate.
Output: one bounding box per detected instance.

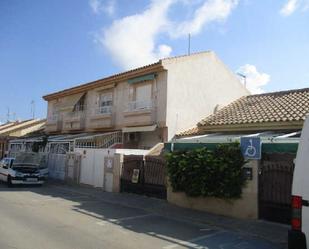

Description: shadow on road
[0,181,284,249]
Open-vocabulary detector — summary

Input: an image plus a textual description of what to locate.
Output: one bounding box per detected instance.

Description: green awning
[128,73,156,84]
[164,142,299,154]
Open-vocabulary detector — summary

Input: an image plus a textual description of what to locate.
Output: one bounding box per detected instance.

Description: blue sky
[0,0,308,122]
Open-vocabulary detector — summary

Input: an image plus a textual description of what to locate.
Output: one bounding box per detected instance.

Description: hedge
[165,143,246,198]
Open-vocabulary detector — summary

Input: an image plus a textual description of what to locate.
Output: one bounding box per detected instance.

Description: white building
[43,51,249,149]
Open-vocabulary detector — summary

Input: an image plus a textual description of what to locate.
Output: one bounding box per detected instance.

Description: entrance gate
[259,153,295,224]
[120,155,166,199]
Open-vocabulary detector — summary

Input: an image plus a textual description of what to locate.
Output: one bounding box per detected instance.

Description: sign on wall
[131,169,140,183]
[240,137,261,160]
[105,157,113,169]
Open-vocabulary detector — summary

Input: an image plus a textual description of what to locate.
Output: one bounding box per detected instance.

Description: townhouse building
[43,51,249,149]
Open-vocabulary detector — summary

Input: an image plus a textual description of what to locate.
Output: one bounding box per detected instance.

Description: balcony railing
[75,131,122,149]
[127,100,153,112]
[66,105,86,118]
[95,106,112,115]
[47,114,58,122]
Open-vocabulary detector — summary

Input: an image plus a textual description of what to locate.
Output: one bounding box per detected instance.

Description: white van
[0,153,48,186]
[289,116,309,249]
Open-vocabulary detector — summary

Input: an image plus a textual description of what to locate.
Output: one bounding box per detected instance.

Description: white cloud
[99,0,174,70]
[280,0,309,16]
[172,0,239,38]
[237,64,270,94]
[89,0,116,16]
[96,0,238,70]
[280,0,299,16]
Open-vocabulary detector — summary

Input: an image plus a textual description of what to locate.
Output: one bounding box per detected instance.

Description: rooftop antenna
[237,73,247,88]
[6,107,10,122]
[188,33,191,55]
[31,100,35,119]
[12,112,16,121]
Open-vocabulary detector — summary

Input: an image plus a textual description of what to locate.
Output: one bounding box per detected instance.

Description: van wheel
[7,176,12,187]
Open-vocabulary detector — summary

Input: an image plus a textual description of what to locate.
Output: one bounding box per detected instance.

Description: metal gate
[120,155,167,199]
[47,153,67,180]
[259,153,295,224]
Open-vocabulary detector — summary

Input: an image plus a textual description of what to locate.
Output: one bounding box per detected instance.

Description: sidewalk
[49,181,288,247]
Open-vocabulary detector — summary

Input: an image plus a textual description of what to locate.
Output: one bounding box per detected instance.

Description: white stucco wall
[163,51,250,140]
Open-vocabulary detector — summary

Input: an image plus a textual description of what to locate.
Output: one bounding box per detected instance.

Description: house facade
[43,51,249,149]
[0,119,46,159]
[171,88,309,223]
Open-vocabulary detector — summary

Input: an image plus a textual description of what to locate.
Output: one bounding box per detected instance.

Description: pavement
[0,181,288,249]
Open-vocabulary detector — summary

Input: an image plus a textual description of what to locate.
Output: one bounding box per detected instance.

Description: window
[73,93,86,112]
[98,92,112,114]
[136,84,151,101]
[129,84,152,111]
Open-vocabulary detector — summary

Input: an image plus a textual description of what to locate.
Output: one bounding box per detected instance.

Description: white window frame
[97,91,113,114]
[128,82,153,111]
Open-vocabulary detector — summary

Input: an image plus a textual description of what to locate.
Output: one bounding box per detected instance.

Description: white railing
[75,131,123,149]
[95,106,112,115]
[127,100,153,112]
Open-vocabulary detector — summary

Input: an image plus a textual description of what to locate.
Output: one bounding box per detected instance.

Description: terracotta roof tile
[177,127,203,137]
[198,88,309,127]
[178,88,309,137]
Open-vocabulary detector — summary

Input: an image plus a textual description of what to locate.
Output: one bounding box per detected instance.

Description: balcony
[123,99,155,126]
[127,100,153,112]
[45,114,61,133]
[88,106,113,130]
[63,106,86,132]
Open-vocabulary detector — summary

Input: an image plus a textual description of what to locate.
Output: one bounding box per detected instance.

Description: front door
[259,153,295,224]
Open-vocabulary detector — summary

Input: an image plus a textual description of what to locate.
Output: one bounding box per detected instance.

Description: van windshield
[12,153,47,169]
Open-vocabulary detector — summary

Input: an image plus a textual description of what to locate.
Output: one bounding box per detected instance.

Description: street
[0,182,285,249]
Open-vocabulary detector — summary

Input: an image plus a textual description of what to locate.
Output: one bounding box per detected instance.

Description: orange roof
[178,88,309,137]
[42,51,213,101]
[43,62,163,101]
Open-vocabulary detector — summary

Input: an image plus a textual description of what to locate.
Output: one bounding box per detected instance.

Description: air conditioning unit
[125,132,140,143]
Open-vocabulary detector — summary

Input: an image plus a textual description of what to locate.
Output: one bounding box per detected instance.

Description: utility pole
[30,100,35,119]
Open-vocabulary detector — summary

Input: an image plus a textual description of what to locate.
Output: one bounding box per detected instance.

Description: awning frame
[122,125,157,133]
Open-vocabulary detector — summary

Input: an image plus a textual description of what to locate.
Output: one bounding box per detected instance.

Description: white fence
[45,148,149,189]
[75,148,115,188]
[47,153,67,180]
[75,148,149,189]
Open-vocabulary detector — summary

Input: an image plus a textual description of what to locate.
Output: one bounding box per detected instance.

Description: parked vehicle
[0,152,48,186]
[288,116,309,249]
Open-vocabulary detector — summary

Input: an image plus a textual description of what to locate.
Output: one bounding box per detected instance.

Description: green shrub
[166,143,245,199]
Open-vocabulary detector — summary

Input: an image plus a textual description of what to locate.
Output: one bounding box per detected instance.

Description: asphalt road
[0,183,283,249]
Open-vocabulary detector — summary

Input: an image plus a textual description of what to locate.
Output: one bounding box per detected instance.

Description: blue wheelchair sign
[240,137,261,160]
